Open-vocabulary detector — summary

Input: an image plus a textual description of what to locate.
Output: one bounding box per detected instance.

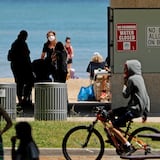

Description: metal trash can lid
[0,83,16,88]
[34,82,67,88]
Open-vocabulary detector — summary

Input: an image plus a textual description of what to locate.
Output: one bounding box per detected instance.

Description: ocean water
[0,0,109,78]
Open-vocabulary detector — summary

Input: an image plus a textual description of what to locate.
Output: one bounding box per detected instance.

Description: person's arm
[122,80,133,98]
[41,52,46,59]
[86,62,91,73]
[0,107,12,135]
[70,46,74,58]
[41,43,47,59]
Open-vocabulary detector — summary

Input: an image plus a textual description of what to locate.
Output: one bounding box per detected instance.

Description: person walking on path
[11,121,39,160]
[8,30,34,109]
[0,106,12,160]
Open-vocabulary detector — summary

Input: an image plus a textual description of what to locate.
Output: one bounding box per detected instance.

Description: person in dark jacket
[40,30,57,81]
[86,52,105,81]
[52,41,67,83]
[11,121,39,160]
[8,30,34,108]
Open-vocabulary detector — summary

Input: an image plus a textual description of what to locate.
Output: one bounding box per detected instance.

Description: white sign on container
[147,26,160,47]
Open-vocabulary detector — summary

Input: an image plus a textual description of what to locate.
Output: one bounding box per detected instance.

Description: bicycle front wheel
[62,125,105,160]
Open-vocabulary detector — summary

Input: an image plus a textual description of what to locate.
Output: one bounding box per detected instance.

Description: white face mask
[48,35,55,41]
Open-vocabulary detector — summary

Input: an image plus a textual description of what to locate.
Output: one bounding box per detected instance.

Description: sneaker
[123,145,135,156]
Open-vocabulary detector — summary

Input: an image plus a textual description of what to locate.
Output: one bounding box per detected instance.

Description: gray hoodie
[122,60,150,116]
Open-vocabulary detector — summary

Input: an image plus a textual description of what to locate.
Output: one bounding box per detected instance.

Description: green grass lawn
[2,120,160,149]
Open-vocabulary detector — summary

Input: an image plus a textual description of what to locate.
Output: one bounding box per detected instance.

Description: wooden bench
[121,154,160,160]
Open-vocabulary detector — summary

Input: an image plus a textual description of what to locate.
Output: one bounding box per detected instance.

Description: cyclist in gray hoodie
[107,59,150,155]
[112,59,150,127]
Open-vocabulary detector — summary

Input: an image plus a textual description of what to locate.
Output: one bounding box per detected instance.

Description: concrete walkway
[16,116,160,122]
[4,155,121,160]
[4,148,122,160]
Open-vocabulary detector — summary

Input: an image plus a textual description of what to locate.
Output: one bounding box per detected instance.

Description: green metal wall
[112,8,160,73]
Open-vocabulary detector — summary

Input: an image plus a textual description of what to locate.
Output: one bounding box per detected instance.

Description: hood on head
[125,59,142,75]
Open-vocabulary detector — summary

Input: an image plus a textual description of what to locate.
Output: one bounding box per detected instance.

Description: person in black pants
[40,30,57,81]
[52,41,68,83]
[8,30,34,109]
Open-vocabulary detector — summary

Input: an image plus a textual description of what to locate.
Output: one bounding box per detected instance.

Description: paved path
[4,148,121,160]
[16,116,160,122]
[5,148,160,160]
[4,155,121,160]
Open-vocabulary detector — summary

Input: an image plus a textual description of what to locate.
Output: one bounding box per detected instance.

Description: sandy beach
[66,78,91,102]
[0,78,91,103]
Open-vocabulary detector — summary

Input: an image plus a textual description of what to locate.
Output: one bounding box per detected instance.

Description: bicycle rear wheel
[62,125,105,160]
[128,127,160,155]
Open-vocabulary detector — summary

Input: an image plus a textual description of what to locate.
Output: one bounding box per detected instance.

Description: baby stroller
[32,59,52,82]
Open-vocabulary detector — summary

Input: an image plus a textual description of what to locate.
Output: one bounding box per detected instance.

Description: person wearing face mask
[40,30,57,81]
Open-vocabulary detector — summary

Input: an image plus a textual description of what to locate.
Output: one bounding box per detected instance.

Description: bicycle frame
[62,106,160,159]
[92,107,149,153]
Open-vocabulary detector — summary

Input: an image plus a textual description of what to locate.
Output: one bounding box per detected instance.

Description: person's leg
[0,135,4,159]
[16,81,24,105]
[109,107,140,155]
[61,72,67,83]
[67,62,72,70]
[111,107,129,127]
[108,107,129,142]
[112,106,127,116]
[108,123,135,155]
[67,61,72,80]
[114,107,140,127]
[54,70,59,82]
[11,64,23,105]
[23,73,34,104]
[109,126,128,144]
[23,81,33,104]
[56,71,67,83]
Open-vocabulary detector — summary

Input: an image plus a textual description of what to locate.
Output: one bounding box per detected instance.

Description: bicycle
[62,106,160,160]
